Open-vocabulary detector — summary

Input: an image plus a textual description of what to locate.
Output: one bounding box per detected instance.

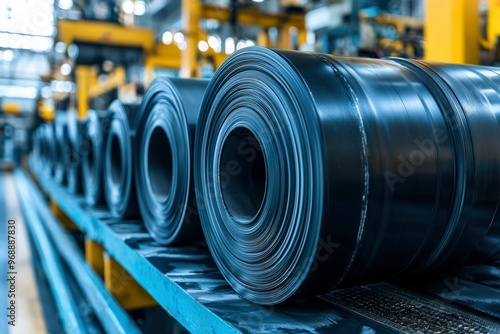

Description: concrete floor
[1,171,47,334]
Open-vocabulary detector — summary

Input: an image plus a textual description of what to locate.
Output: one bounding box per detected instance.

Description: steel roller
[82,109,109,206]
[135,77,208,244]
[194,47,500,305]
[103,100,140,218]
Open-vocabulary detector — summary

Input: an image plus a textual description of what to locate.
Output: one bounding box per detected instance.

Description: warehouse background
[1,0,500,333]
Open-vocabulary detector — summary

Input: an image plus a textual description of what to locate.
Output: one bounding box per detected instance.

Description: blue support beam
[16,172,88,334]
[16,170,141,334]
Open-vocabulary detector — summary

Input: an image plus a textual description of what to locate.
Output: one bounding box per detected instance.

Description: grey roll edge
[194,46,500,305]
[103,100,140,219]
[135,77,209,244]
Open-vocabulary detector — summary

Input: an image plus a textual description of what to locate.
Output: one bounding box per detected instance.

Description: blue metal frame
[29,169,392,334]
[26,166,500,333]
[16,170,141,334]
[16,172,88,334]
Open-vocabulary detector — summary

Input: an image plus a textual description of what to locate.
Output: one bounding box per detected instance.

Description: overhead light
[0,85,38,99]
[67,44,79,59]
[60,63,72,76]
[2,49,14,62]
[245,40,255,47]
[208,36,221,52]
[198,40,209,52]
[134,1,146,16]
[162,31,173,45]
[58,0,73,10]
[177,41,187,51]
[55,42,66,53]
[41,86,52,99]
[236,40,246,50]
[252,0,264,2]
[174,32,184,44]
[225,37,235,54]
[122,0,134,14]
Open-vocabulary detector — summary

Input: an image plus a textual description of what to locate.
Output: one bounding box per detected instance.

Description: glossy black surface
[103,101,140,218]
[34,172,500,333]
[195,47,500,305]
[135,78,208,244]
[82,109,109,206]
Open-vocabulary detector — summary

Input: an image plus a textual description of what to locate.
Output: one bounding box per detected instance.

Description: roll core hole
[147,126,173,202]
[220,127,267,221]
[110,134,123,185]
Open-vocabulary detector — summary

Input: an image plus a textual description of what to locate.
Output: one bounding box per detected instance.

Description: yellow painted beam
[182,0,201,78]
[201,4,306,30]
[104,255,157,310]
[85,239,105,278]
[57,20,154,52]
[50,199,79,232]
[88,66,126,99]
[76,66,90,120]
[425,0,479,64]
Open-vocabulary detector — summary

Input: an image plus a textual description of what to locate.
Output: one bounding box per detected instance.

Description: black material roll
[135,77,209,244]
[82,109,109,206]
[104,100,140,218]
[391,59,500,263]
[54,112,69,184]
[194,47,500,305]
[41,122,56,178]
[66,112,85,194]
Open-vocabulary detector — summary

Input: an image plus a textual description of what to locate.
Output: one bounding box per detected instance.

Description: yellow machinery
[425,0,500,64]
[181,1,306,77]
[53,2,306,118]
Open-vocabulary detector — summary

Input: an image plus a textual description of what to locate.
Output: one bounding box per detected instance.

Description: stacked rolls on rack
[103,101,140,218]
[194,47,500,305]
[135,78,209,244]
[53,112,69,184]
[29,46,500,306]
[66,111,85,194]
[82,109,109,206]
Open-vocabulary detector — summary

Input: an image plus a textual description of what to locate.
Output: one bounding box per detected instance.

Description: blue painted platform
[27,168,500,334]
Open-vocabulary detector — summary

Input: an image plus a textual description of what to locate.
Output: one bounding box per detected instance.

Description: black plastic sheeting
[194,47,500,305]
[103,100,140,218]
[135,77,208,245]
[53,112,69,184]
[32,122,56,178]
[82,109,109,207]
[66,112,85,194]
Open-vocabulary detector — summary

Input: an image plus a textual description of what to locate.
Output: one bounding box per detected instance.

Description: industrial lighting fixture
[55,42,66,53]
[162,31,173,45]
[133,1,146,16]
[60,63,72,76]
[122,0,134,14]
[225,37,235,54]
[58,0,73,10]
[0,85,38,99]
[41,86,52,99]
[198,40,209,52]
[252,0,264,2]
[2,49,14,62]
[174,32,184,44]
[177,41,187,51]
[208,36,221,52]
